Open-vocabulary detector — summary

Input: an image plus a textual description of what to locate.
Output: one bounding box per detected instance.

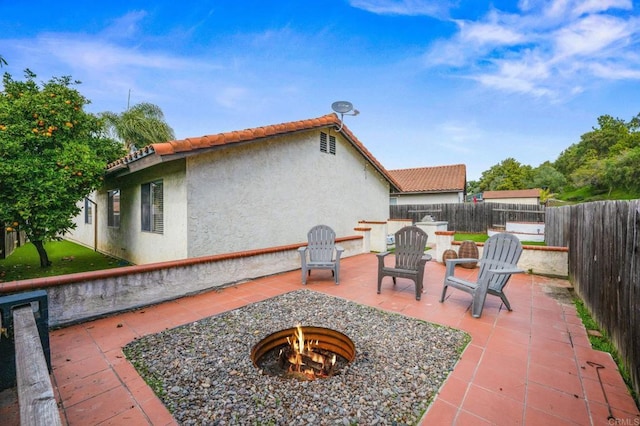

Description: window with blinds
[107,190,120,228]
[141,180,163,233]
[84,198,93,224]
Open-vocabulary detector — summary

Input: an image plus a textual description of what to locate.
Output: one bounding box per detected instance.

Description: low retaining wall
[0,236,364,327]
[435,231,568,277]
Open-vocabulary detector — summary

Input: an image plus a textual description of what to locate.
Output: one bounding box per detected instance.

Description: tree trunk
[32,240,52,268]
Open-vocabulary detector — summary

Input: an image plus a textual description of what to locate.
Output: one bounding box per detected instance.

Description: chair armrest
[445,257,475,277]
[377,251,390,268]
[446,258,477,265]
[487,268,525,275]
[418,254,432,267]
[298,246,308,254]
[335,245,344,260]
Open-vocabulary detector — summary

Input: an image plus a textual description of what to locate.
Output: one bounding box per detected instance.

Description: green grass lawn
[0,240,129,282]
[454,232,546,246]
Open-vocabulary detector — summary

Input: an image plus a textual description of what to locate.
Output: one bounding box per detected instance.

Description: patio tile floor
[9,253,640,424]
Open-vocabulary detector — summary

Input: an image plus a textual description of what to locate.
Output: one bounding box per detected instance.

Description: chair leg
[499,292,512,311]
[414,280,421,301]
[440,284,448,303]
[471,289,489,318]
[301,268,307,285]
[377,275,383,294]
[392,277,396,286]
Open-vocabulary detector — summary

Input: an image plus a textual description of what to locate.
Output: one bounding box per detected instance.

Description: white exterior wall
[186,130,390,257]
[393,192,462,205]
[68,161,188,264]
[66,198,98,250]
[484,197,539,205]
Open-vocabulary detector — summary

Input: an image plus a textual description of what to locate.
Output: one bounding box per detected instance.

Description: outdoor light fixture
[331,101,359,132]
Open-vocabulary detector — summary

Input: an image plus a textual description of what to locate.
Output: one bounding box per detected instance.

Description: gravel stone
[124,289,469,425]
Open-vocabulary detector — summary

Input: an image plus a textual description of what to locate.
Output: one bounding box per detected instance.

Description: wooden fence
[393,201,639,395]
[544,207,572,247]
[1,227,24,260]
[546,200,640,396]
[389,202,546,233]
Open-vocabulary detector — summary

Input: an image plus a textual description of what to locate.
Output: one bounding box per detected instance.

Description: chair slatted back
[478,233,523,292]
[394,226,428,270]
[307,225,337,262]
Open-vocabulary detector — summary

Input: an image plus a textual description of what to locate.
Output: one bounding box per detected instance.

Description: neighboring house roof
[106,113,400,190]
[388,164,466,194]
[482,189,541,199]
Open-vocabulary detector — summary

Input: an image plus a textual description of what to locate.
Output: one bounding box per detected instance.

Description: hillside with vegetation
[467,113,640,203]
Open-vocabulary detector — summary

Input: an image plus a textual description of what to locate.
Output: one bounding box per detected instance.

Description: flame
[285,324,334,379]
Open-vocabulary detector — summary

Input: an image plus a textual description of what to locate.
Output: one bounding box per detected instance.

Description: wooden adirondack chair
[298,225,344,285]
[377,226,431,300]
[440,232,524,318]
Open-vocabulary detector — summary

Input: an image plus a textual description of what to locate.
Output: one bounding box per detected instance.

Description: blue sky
[2,0,639,180]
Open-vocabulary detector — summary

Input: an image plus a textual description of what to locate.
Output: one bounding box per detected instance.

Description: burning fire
[279,324,337,380]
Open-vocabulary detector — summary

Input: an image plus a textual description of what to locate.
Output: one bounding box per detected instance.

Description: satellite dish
[331,101,354,114]
[331,101,359,131]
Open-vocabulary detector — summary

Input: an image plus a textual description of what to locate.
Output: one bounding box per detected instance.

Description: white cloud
[100,10,148,40]
[349,0,455,18]
[571,0,632,17]
[435,121,484,154]
[589,62,640,79]
[215,87,251,110]
[460,22,524,46]
[422,0,640,99]
[553,15,634,59]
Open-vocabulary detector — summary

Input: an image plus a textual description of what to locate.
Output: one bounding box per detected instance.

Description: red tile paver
[10,253,637,425]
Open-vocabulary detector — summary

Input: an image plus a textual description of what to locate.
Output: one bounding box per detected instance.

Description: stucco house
[67,114,400,264]
[388,164,466,205]
[482,189,542,205]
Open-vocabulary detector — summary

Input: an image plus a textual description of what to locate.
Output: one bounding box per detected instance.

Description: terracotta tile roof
[388,164,466,193]
[482,189,541,199]
[106,113,400,190]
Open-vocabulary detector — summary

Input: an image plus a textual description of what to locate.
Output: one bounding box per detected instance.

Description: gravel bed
[124,289,469,425]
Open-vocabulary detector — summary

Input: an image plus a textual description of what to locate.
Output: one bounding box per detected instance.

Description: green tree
[0,70,124,267]
[602,146,640,194]
[530,162,567,193]
[478,158,533,191]
[466,180,481,196]
[100,102,175,152]
[555,114,640,185]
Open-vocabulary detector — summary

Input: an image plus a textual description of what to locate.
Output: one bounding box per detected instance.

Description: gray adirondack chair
[440,232,524,318]
[377,226,431,300]
[298,225,344,285]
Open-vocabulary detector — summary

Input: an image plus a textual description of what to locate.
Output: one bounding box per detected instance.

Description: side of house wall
[393,192,462,205]
[66,160,189,264]
[484,197,539,205]
[186,130,390,257]
[66,198,96,251]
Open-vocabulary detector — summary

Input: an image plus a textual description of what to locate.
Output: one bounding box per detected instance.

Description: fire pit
[251,325,355,380]
[124,290,470,424]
